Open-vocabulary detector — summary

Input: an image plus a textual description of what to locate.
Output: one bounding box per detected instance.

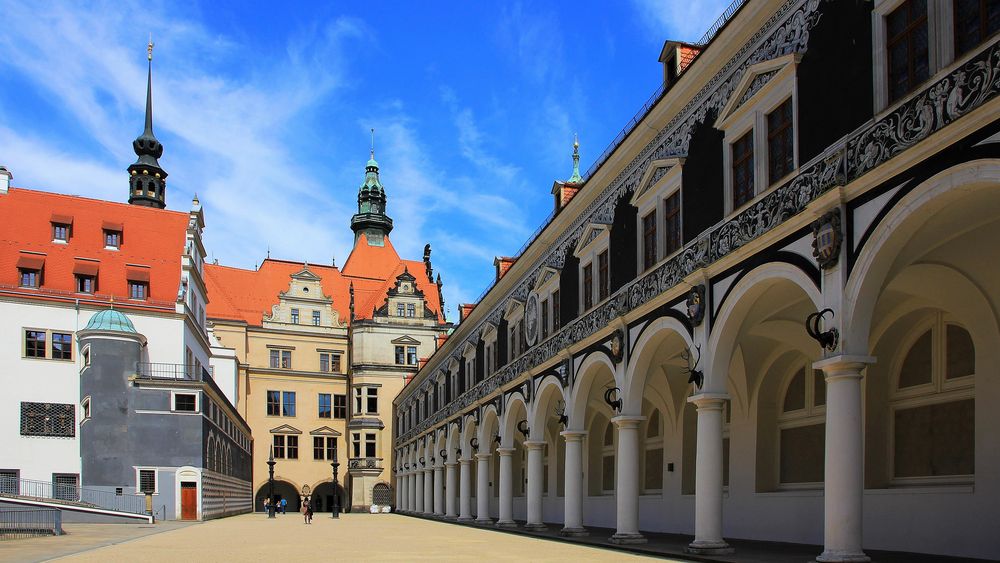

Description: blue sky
[0,0,729,320]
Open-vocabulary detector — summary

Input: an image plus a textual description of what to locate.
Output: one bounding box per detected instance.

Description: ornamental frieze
[398,7,999,443]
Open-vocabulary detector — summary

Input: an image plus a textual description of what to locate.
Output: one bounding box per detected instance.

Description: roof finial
[148,34,154,61]
[266,245,270,259]
[370,128,375,160]
[568,133,582,184]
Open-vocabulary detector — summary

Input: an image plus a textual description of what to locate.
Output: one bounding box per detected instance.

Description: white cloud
[629,0,733,43]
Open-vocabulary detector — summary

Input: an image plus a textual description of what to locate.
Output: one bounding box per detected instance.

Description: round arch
[622,315,693,422]
[528,375,567,441]
[845,159,1000,353]
[568,351,619,428]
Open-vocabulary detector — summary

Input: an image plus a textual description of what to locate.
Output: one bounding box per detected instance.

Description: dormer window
[52,224,69,243]
[76,275,95,294]
[104,230,121,249]
[583,263,594,310]
[397,303,405,317]
[407,303,415,318]
[73,261,99,294]
[632,158,685,272]
[767,98,794,184]
[731,131,755,209]
[126,267,150,301]
[16,254,44,288]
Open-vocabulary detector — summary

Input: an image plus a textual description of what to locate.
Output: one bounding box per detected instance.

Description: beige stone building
[205,153,451,512]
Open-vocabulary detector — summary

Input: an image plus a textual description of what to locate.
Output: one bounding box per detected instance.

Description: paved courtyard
[0,513,668,562]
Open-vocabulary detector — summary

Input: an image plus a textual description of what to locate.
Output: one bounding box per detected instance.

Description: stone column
[687,394,733,555]
[610,415,646,544]
[399,470,407,511]
[458,457,473,521]
[410,471,418,512]
[475,453,492,523]
[560,430,588,536]
[433,464,444,516]
[523,440,546,529]
[415,468,424,513]
[424,468,434,514]
[445,461,458,518]
[496,447,517,527]
[815,356,874,563]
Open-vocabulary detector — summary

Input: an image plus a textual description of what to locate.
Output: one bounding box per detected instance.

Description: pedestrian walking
[263,497,270,515]
[301,497,308,523]
[280,497,287,514]
[306,500,314,524]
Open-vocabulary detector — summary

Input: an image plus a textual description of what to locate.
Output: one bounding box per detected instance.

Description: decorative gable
[631,158,685,208]
[391,335,421,345]
[262,265,346,330]
[715,53,800,129]
[574,223,611,257]
[309,426,342,436]
[270,424,302,434]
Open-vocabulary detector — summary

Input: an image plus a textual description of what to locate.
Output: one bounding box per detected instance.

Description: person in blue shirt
[280,498,287,514]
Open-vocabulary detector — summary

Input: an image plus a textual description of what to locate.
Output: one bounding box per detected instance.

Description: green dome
[367,157,379,169]
[85,309,137,333]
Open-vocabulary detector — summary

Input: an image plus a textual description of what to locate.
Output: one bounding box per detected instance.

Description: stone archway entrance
[254,480,300,513]
[311,481,347,513]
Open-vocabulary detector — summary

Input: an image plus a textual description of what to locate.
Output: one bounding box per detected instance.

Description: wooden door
[180,483,197,520]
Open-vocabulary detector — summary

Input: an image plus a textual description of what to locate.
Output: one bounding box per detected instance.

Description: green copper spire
[351,130,393,245]
[567,134,582,184]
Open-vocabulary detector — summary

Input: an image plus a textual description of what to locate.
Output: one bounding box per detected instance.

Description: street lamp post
[267,446,277,519]
[331,443,341,519]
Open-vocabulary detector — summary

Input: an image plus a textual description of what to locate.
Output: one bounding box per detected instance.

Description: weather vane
[370,128,375,159]
[147,34,154,61]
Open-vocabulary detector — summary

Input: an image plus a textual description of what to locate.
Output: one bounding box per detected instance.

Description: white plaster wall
[1,299,190,484]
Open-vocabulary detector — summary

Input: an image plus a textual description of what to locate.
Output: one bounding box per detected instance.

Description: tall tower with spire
[568,133,583,184]
[350,130,393,246]
[128,38,168,209]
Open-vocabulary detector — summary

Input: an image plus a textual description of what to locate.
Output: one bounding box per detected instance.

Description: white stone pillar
[687,394,733,554]
[423,468,434,514]
[410,471,418,511]
[433,464,444,516]
[475,453,492,523]
[399,470,407,511]
[458,457,473,521]
[560,430,588,536]
[415,468,424,513]
[610,415,646,544]
[815,356,874,563]
[496,447,517,527]
[445,461,458,518]
[524,440,546,529]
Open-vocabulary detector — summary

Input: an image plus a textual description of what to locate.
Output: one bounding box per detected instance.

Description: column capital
[475,453,492,461]
[445,461,458,468]
[496,447,515,456]
[560,430,587,441]
[813,354,876,379]
[459,457,474,465]
[523,440,546,450]
[611,415,645,429]
[687,392,729,409]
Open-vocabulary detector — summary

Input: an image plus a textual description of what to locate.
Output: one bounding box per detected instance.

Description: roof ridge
[6,187,188,217]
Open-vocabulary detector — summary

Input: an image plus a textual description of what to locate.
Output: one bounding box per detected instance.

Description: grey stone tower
[128,40,168,209]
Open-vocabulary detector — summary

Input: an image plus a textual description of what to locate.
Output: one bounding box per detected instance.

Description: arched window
[777,365,826,487]
[891,317,975,482]
[206,439,215,472]
[601,422,615,494]
[643,409,664,493]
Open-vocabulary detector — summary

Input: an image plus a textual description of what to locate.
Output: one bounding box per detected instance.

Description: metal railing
[136,362,200,380]
[0,477,147,515]
[0,508,62,540]
[348,457,383,470]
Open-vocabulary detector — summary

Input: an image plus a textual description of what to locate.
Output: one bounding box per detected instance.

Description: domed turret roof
[85,309,138,333]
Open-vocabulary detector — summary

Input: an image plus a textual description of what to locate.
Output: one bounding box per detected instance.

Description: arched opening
[569,352,617,529]
[254,480,300,513]
[311,480,347,513]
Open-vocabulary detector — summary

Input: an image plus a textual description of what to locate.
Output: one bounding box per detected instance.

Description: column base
[523,522,548,531]
[686,540,734,555]
[560,527,590,537]
[474,518,493,525]
[495,520,518,528]
[816,550,870,562]
[610,532,647,545]
[457,516,475,522]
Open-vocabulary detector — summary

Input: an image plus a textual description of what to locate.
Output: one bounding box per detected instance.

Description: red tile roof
[0,187,188,311]
[205,234,444,326]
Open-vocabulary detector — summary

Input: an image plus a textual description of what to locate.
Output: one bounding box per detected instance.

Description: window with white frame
[777,364,826,488]
[463,344,476,388]
[716,54,800,215]
[631,159,685,273]
[136,468,157,494]
[890,315,974,482]
[573,225,610,313]
[503,300,525,362]
[873,0,999,112]
[172,392,198,413]
[482,325,497,377]
[532,267,561,341]
[81,396,91,422]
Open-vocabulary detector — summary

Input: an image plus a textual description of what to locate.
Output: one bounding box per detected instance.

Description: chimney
[458,303,476,322]
[659,41,702,87]
[0,166,11,194]
[493,256,517,281]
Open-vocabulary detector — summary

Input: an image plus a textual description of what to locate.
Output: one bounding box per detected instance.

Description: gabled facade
[394,1,1000,560]
[206,153,451,512]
